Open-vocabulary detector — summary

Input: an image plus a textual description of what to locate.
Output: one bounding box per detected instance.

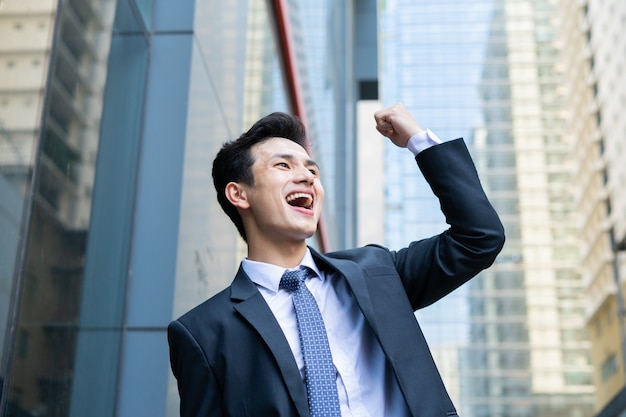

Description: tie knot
[279,269,308,293]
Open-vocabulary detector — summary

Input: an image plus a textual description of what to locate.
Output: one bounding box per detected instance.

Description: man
[168,104,505,416]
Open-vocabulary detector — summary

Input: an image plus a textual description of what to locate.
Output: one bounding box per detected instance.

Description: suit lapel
[230,267,310,417]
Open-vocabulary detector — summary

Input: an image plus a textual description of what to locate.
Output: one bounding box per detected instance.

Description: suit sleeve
[168,320,223,417]
[392,138,505,309]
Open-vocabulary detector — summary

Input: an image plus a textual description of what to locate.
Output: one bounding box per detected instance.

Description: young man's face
[242,137,324,244]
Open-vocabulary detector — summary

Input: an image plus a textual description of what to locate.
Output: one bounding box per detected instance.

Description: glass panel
[0,0,57,375]
[69,20,149,417]
[133,0,154,28]
[1,0,148,415]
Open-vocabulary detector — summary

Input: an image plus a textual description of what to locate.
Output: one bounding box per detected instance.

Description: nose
[296,165,315,184]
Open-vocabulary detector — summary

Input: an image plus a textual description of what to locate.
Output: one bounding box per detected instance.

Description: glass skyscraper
[0,0,367,415]
[380,1,594,416]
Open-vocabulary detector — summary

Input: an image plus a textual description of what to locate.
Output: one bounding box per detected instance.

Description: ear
[225,182,251,209]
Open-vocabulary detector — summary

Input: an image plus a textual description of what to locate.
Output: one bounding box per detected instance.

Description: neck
[246,238,308,268]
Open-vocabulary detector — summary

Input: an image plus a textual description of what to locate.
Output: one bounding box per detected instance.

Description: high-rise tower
[559,0,626,414]
[380,1,594,415]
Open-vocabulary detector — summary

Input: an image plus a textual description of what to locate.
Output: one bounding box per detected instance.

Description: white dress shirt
[242,131,441,416]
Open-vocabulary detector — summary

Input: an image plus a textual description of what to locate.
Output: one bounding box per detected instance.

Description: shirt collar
[242,247,323,294]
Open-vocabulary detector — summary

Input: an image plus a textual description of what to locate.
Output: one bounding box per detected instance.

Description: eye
[309,168,318,176]
[275,162,289,168]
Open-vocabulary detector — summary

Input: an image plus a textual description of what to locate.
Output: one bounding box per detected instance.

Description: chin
[299,227,317,240]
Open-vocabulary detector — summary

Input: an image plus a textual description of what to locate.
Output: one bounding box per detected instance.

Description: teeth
[286,192,313,207]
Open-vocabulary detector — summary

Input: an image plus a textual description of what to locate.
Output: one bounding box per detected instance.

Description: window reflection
[0,1,58,364]
[2,0,117,415]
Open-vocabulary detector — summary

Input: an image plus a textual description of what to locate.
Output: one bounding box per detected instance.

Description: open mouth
[286,192,314,210]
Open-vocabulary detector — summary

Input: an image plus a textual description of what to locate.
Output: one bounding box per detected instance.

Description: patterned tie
[280,269,341,417]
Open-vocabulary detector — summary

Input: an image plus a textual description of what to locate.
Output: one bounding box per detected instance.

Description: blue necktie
[280,269,341,417]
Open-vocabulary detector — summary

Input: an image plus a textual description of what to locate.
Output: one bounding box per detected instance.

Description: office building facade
[559,0,626,415]
[0,0,375,415]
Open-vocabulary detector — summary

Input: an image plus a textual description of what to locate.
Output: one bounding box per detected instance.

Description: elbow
[484,219,506,264]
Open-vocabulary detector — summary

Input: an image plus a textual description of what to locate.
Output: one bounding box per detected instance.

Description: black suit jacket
[168,139,505,416]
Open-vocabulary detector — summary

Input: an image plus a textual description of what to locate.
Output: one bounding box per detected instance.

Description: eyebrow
[275,153,320,169]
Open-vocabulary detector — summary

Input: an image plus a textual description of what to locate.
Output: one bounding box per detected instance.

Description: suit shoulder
[326,243,390,257]
[320,244,395,268]
[173,286,233,328]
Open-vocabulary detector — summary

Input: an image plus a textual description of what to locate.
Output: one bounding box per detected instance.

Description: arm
[168,320,223,417]
[403,139,505,309]
[374,104,505,309]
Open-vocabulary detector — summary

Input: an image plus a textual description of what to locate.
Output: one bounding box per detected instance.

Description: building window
[601,354,618,382]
